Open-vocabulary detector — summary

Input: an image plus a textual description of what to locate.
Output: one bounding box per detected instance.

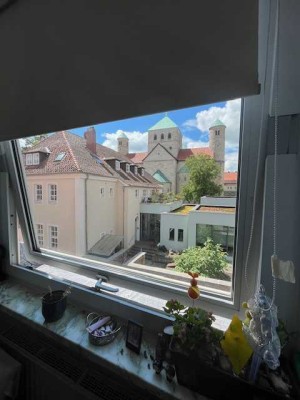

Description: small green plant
[164,299,220,352]
[174,238,227,278]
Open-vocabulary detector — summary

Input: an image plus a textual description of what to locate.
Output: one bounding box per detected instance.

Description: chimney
[84,127,96,154]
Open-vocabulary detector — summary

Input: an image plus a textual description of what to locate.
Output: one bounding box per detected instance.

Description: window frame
[36,223,44,247]
[49,224,58,249]
[178,228,184,242]
[48,183,57,203]
[1,98,261,325]
[34,184,43,203]
[169,228,175,241]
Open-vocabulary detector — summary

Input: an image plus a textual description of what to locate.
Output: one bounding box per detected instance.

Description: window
[161,133,164,140]
[25,153,39,165]
[54,152,66,161]
[116,160,120,170]
[215,130,220,136]
[48,184,57,202]
[141,169,145,176]
[10,98,243,319]
[168,133,171,139]
[34,184,43,202]
[178,229,184,242]
[154,134,157,140]
[119,140,122,145]
[49,225,58,249]
[169,228,175,241]
[36,224,44,247]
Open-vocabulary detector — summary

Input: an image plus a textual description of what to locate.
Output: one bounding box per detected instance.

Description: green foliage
[181,154,222,202]
[150,191,180,204]
[174,239,227,278]
[23,134,49,149]
[164,299,219,351]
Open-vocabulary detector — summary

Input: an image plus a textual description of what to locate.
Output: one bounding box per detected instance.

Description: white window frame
[1,95,264,331]
[48,184,57,203]
[134,166,138,175]
[115,160,120,170]
[126,164,130,173]
[33,153,40,164]
[34,184,43,203]
[36,223,44,247]
[49,225,58,249]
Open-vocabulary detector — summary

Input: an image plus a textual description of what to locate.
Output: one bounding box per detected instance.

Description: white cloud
[182,136,208,149]
[102,129,148,153]
[225,149,239,171]
[183,98,241,148]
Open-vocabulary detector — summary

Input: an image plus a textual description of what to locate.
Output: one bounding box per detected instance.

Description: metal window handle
[95,274,119,293]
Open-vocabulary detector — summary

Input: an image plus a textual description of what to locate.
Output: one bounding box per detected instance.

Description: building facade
[124,115,232,194]
[23,129,161,258]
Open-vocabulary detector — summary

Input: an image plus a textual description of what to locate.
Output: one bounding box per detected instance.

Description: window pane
[16,99,240,298]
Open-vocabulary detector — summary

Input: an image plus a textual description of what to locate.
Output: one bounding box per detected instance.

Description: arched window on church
[154,134,157,140]
[161,133,164,140]
[215,130,220,136]
[168,132,171,139]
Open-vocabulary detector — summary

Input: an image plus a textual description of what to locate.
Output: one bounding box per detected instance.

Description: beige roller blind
[0,0,258,140]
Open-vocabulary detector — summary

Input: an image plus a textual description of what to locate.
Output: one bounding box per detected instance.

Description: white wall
[160,213,189,251]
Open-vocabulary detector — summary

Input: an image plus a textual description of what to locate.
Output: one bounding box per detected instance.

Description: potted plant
[42,285,71,322]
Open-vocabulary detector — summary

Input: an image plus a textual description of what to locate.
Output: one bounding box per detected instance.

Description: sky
[71,98,241,172]
[31,98,240,172]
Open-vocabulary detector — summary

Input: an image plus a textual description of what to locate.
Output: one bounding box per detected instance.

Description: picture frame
[126,320,143,354]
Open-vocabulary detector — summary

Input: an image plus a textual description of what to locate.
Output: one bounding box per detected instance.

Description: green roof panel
[149,115,178,131]
[152,169,171,183]
[178,164,189,173]
[209,119,226,129]
[118,132,128,139]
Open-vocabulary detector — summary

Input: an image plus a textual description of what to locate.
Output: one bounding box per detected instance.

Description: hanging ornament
[187,272,200,300]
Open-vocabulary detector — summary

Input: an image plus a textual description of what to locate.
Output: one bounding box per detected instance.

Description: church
[117,114,226,193]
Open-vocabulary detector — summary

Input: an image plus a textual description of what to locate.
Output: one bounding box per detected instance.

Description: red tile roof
[177,147,213,161]
[224,172,238,183]
[127,152,147,164]
[23,132,159,188]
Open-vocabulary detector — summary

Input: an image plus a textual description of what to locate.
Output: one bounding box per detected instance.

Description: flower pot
[42,290,67,322]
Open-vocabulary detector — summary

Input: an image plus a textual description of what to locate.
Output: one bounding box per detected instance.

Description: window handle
[94,274,119,293]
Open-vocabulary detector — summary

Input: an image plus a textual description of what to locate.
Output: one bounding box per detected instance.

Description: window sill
[0,277,210,400]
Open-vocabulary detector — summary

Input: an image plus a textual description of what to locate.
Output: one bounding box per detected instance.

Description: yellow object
[220,314,253,375]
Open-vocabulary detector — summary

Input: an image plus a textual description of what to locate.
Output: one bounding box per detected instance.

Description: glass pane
[16,99,240,297]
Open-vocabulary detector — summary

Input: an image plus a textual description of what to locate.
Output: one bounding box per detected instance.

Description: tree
[173,239,228,278]
[181,154,222,202]
[23,134,49,149]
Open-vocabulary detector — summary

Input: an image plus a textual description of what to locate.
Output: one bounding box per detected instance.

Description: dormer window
[134,166,138,175]
[26,153,39,165]
[126,164,130,173]
[115,160,120,170]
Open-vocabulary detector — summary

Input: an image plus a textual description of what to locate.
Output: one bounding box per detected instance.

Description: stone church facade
[118,115,226,194]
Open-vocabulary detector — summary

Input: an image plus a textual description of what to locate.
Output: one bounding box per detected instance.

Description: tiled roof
[177,147,213,161]
[224,172,238,183]
[23,131,159,188]
[127,152,147,163]
[148,115,178,131]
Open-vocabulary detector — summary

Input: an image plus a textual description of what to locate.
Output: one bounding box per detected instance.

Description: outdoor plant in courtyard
[174,238,228,278]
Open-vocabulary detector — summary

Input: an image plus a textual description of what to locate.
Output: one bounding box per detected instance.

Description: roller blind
[0,0,259,140]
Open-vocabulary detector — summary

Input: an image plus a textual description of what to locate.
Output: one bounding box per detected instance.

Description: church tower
[209,119,226,185]
[117,132,129,155]
[147,114,182,158]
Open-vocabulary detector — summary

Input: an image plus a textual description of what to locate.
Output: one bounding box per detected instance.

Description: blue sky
[69,98,241,171]
[71,101,226,145]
